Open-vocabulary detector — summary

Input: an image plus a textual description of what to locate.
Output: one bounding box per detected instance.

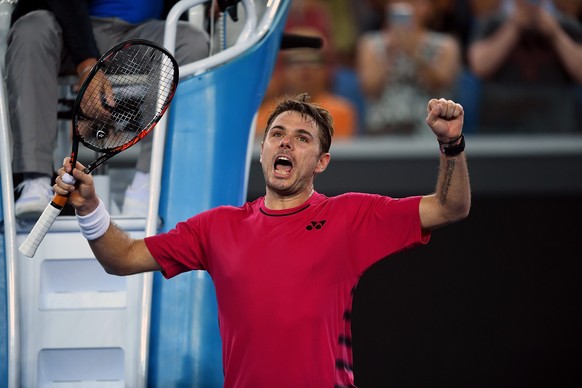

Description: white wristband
[76,199,110,240]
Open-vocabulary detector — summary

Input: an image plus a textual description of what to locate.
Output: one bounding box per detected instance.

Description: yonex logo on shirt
[306,220,326,230]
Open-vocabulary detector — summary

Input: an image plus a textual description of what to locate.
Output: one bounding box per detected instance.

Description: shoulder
[211,200,259,217]
[332,192,422,207]
[184,199,259,224]
[322,192,391,207]
[320,192,422,218]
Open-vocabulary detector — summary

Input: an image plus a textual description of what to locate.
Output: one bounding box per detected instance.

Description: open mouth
[274,156,293,175]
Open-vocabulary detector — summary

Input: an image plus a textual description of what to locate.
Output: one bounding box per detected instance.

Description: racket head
[71,39,179,170]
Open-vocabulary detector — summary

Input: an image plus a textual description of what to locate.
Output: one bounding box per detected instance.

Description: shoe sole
[15,202,49,221]
[15,210,44,222]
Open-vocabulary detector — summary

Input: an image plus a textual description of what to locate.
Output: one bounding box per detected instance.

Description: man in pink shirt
[56,94,470,387]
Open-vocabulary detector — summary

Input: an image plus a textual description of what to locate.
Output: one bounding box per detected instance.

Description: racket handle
[18,194,68,258]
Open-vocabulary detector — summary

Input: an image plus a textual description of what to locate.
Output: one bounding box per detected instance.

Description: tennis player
[55,94,471,387]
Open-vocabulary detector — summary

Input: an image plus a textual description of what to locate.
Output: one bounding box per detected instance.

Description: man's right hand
[55,157,99,216]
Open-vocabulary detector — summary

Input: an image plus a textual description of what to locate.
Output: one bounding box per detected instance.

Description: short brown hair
[263,93,334,153]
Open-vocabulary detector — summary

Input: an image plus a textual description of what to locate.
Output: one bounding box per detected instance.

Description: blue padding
[147,4,290,386]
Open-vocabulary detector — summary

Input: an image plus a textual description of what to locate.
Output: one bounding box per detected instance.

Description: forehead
[269,110,319,134]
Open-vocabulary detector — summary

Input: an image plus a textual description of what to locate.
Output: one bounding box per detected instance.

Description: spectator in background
[256,27,358,139]
[467,0,582,133]
[356,0,461,135]
[326,0,368,133]
[285,0,333,42]
[281,0,367,133]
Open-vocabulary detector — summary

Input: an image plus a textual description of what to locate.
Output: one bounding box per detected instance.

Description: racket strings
[77,44,176,151]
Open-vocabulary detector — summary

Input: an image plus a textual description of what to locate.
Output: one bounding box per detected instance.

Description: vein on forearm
[438,158,456,206]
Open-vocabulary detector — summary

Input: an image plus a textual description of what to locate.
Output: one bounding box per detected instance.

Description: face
[387,0,432,27]
[260,110,330,199]
[282,50,328,96]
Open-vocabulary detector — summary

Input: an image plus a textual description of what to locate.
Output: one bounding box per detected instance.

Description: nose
[279,135,291,148]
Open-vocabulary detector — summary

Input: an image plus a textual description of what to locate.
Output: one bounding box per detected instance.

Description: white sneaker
[15,176,53,221]
[122,171,150,216]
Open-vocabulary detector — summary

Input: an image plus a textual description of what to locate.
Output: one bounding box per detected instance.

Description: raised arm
[55,159,161,276]
[419,98,471,231]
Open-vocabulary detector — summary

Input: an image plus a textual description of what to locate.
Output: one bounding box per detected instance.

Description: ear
[259,142,264,164]
[314,153,331,174]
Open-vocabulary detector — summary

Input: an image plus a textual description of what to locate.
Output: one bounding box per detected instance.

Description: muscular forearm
[420,98,471,230]
[58,162,160,276]
[434,152,471,222]
[88,223,158,276]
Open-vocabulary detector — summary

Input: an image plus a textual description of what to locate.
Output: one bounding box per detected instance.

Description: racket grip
[18,195,67,258]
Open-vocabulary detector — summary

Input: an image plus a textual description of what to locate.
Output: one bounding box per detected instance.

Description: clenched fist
[426,98,464,143]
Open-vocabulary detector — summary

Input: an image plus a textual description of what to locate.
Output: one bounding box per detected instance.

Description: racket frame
[70,39,179,174]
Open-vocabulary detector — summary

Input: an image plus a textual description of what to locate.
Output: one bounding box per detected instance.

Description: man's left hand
[426,98,464,142]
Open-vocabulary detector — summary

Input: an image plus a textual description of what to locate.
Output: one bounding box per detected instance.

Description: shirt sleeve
[144,213,210,279]
[346,194,430,274]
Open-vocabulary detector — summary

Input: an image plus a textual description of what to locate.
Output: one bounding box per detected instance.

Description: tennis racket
[19,39,179,257]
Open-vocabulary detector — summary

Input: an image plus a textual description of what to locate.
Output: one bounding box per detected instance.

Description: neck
[264,188,315,210]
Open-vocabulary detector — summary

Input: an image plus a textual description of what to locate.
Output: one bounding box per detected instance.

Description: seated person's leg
[7,11,65,220]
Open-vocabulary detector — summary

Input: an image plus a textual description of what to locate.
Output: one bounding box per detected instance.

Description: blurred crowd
[256,0,582,138]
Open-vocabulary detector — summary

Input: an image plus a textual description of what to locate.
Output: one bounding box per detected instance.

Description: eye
[297,136,309,143]
[271,131,283,138]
